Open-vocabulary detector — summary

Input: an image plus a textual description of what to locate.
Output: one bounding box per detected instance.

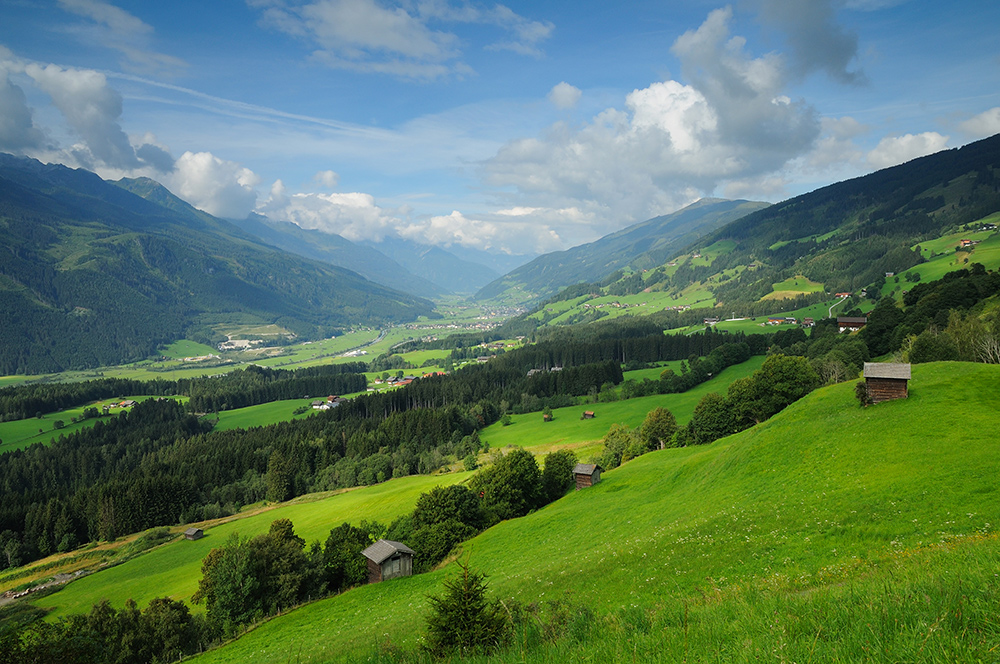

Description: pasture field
[761,275,825,301]
[0,396,188,454]
[158,340,218,360]
[33,472,473,619]
[189,361,1000,663]
[620,359,686,382]
[481,356,766,459]
[211,398,320,431]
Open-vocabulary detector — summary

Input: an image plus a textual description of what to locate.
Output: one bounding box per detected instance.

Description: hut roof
[863,362,911,380]
[573,463,603,476]
[361,539,415,564]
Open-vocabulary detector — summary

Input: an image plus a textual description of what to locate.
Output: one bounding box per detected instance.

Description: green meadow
[0,396,187,454]
[158,340,218,359]
[185,361,1000,663]
[480,356,766,459]
[762,275,825,300]
[211,398,321,431]
[33,472,472,619]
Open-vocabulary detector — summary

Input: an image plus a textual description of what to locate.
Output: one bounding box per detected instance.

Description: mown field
[183,361,1000,663]
[480,356,766,459]
[32,472,472,619]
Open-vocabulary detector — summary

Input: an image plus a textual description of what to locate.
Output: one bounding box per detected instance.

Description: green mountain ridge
[0,154,434,374]
[475,198,770,304]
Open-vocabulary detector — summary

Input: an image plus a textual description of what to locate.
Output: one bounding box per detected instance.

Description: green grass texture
[33,472,472,619]
[185,361,1000,663]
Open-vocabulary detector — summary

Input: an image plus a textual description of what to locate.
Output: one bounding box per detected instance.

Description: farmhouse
[863,362,911,403]
[184,527,204,541]
[361,539,414,584]
[573,463,603,489]
[837,316,867,333]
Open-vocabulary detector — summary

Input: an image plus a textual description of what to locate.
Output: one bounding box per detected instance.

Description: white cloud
[866,132,949,170]
[482,8,822,230]
[548,82,581,110]
[165,151,260,218]
[258,182,397,241]
[25,63,140,169]
[313,169,340,188]
[0,62,46,151]
[252,0,551,79]
[958,107,1000,140]
[56,0,186,76]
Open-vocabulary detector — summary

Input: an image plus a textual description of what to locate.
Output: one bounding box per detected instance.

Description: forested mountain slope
[475,198,769,304]
[225,213,447,299]
[0,154,433,374]
[673,133,1000,304]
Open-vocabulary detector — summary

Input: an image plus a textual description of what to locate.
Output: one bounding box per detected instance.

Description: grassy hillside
[480,356,765,459]
[31,472,472,618]
[176,361,1000,662]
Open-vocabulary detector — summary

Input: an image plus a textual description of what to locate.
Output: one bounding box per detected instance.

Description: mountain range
[475,198,771,304]
[0,154,434,374]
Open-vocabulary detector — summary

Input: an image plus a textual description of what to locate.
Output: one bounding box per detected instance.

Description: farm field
[188,361,1000,663]
[0,396,188,454]
[32,472,473,619]
[480,356,766,459]
[761,275,825,301]
[211,398,321,431]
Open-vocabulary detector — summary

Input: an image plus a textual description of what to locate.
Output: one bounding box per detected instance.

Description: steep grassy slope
[189,361,1000,662]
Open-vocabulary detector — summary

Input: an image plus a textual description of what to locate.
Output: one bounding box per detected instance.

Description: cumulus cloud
[251,0,551,79]
[165,152,260,218]
[0,66,46,151]
[958,107,1000,140]
[756,0,865,84]
[548,82,581,109]
[483,7,822,230]
[313,169,340,188]
[258,182,397,241]
[25,63,140,169]
[866,132,949,170]
[57,0,186,76]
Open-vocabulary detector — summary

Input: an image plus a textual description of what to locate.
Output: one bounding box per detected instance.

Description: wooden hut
[581,410,595,420]
[863,362,911,403]
[573,463,603,490]
[184,527,204,541]
[361,539,415,584]
[837,316,868,333]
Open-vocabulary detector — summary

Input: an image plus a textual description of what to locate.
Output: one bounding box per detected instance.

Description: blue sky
[1,0,999,256]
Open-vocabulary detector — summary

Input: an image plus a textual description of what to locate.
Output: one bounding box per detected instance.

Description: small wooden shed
[863,362,911,403]
[581,410,595,420]
[573,463,603,490]
[361,539,415,584]
[184,527,204,541]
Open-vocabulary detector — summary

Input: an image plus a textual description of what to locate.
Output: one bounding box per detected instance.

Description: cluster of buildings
[311,395,350,410]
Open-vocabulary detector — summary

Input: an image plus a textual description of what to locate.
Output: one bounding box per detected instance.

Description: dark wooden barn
[573,463,603,489]
[184,527,204,541]
[863,362,911,403]
[361,539,415,584]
